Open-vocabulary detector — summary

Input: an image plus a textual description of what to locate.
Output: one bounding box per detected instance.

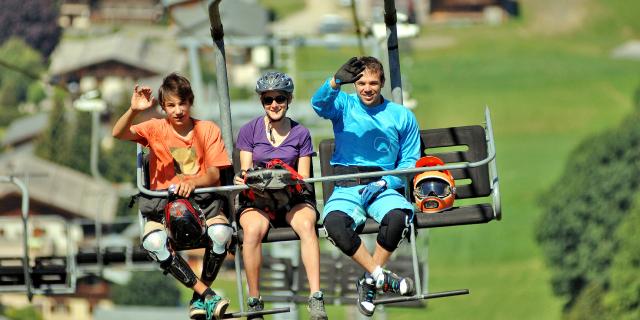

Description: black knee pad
[377,209,411,252]
[324,211,361,256]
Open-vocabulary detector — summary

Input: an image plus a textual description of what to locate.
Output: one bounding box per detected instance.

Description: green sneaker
[247,296,264,320]
[189,296,206,319]
[203,294,229,320]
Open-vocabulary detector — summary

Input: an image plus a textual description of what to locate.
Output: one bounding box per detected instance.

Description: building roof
[168,0,269,38]
[49,33,186,78]
[1,113,49,148]
[0,153,118,222]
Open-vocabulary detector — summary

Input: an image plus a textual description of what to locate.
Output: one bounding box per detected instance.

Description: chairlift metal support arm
[0,175,33,301]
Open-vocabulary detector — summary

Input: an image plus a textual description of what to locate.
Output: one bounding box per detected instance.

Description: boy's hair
[359,56,385,84]
[158,73,195,107]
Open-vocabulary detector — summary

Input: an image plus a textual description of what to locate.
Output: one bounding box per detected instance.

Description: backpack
[243,159,309,219]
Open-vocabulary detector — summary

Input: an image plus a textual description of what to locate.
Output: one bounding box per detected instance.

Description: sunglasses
[261,95,287,105]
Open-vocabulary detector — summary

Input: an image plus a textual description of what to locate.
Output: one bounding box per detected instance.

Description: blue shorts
[321,186,414,230]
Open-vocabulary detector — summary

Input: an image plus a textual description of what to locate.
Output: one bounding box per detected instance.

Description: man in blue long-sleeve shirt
[311,56,420,316]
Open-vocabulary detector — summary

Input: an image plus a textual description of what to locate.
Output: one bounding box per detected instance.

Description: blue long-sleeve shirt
[311,79,420,190]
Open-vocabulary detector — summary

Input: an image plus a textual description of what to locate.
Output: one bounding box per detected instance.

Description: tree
[605,194,640,319]
[0,37,45,126]
[35,88,73,165]
[0,0,61,58]
[35,89,140,217]
[536,111,640,309]
[564,283,610,320]
[111,271,181,306]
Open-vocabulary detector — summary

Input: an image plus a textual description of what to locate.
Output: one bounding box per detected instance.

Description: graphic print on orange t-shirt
[170,147,199,176]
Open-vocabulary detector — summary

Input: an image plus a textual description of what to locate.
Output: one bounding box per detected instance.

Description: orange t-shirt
[132,118,231,190]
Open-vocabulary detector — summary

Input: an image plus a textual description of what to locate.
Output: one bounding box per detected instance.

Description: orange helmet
[413,156,456,213]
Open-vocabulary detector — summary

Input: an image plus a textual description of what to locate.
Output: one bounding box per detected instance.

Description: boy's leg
[142,221,228,319]
[201,215,232,286]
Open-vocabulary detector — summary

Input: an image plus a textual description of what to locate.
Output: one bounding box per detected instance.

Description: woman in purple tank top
[233,72,327,320]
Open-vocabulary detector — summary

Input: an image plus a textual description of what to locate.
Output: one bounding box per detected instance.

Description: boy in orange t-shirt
[113,73,231,320]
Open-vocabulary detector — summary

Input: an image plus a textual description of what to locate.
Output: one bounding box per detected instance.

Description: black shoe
[377,269,415,296]
[356,273,377,316]
[247,296,264,320]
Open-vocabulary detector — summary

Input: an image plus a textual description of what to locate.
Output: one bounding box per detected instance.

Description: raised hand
[334,57,365,85]
[130,85,156,112]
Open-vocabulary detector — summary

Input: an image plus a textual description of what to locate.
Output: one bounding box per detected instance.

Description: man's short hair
[158,73,195,107]
[359,56,385,84]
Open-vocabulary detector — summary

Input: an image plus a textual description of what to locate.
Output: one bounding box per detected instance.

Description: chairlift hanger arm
[0,176,33,301]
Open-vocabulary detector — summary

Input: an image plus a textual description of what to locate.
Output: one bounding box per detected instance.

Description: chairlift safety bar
[135,107,500,218]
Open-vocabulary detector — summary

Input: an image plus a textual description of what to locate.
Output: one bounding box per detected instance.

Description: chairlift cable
[349,0,365,55]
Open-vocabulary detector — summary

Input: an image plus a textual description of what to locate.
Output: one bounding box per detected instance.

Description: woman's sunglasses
[261,95,287,105]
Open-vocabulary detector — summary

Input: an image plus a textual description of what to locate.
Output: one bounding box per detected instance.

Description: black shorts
[237,188,317,228]
[138,191,227,224]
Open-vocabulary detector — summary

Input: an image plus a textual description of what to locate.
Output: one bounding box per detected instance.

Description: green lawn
[289,0,640,319]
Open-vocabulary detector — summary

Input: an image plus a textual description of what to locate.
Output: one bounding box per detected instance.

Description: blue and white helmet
[255,71,294,94]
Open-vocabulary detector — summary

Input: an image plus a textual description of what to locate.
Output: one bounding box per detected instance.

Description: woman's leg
[239,208,270,297]
[286,203,321,293]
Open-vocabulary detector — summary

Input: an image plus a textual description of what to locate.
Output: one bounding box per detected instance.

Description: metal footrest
[222,307,290,319]
[374,289,469,305]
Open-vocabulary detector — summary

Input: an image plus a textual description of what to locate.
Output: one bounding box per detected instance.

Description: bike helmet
[255,71,294,94]
[164,197,206,247]
[413,156,456,213]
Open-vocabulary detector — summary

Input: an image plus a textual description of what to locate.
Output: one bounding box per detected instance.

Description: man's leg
[371,209,415,296]
[324,211,378,316]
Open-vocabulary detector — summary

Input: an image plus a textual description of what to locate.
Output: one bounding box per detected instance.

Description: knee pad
[377,209,411,252]
[142,229,171,262]
[324,211,361,256]
[207,223,233,255]
[160,253,198,288]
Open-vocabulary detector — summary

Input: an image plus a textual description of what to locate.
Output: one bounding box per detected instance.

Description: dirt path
[270,0,351,35]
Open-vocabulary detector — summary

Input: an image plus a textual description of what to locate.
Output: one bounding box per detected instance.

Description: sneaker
[356,273,377,317]
[307,291,328,320]
[247,296,264,320]
[189,296,206,319]
[376,269,415,296]
[203,294,229,320]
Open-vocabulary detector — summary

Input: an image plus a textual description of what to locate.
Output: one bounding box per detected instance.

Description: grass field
[183,1,640,319]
